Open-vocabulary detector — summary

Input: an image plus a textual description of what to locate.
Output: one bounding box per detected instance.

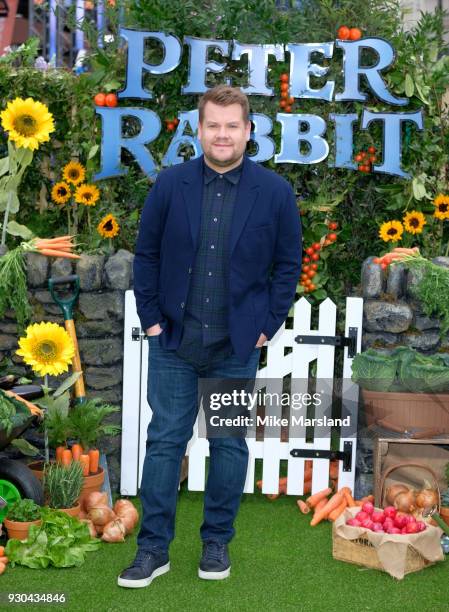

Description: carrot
[303,479,312,495]
[306,487,332,509]
[392,247,419,254]
[354,494,374,506]
[343,488,356,507]
[266,494,280,501]
[61,449,72,466]
[313,498,328,515]
[71,443,83,461]
[328,498,348,522]
[256,480,263,490]
[297,500,310,514]
[80,454,90,476]
[36,239,74,248]
[329,461,339,480]
[88,449,100,474]
[56,446,66,463]
[310,491,345,526]
[37,248,81,259]
[4,390,43,417]
[0,546,4,556]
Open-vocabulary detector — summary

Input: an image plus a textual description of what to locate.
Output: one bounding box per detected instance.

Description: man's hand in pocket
[146,323,163,336]
[255,333,267,348]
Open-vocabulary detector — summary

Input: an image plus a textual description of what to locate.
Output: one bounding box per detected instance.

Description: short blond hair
[198,85,250,123]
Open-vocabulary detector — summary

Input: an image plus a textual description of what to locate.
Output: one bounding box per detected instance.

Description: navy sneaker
[118,548,170,588]
[198,540,231,580]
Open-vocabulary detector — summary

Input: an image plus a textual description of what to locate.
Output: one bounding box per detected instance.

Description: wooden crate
[332,531,434,576]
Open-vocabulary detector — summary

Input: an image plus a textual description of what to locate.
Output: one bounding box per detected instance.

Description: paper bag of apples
[79,492,139,543]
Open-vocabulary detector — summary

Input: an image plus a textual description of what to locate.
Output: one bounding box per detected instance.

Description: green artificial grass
[1,484,448,612]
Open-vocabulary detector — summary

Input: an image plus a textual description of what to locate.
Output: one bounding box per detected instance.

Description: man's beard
[204,146,243,168]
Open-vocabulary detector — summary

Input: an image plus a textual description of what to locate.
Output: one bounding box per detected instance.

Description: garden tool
[48,274,86,403]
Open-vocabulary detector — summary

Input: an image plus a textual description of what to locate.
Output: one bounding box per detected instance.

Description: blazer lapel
[180,156,203,251]
[229,155,260,256]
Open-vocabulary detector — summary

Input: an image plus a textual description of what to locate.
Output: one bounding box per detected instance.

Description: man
[118,85,301,588]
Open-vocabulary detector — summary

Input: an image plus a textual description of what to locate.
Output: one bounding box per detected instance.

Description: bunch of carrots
[297,489,374,526]
[32,235,80,260]
[55,444,100,476]
[256,460,339,500]
[374,246,419,270]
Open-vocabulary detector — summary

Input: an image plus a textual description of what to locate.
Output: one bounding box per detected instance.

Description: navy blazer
[133,154,302,364]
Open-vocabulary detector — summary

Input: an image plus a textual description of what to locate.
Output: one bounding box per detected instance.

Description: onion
[101,519,126,543]
[113,499,139,534]
[393,490,416,514]
[80,519,98,538]
[386,484,409,505]
[88,505,116,526]
[415,488,438,510]
[84,491,109,513]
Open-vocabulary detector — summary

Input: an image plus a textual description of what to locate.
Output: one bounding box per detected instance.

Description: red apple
[405,522,419,534]
[416,521,427,532]
[371,511,385,523]
[394,515,407,529]
[383,506,397,519]
[355,511,369,522]
[361,502,374,515]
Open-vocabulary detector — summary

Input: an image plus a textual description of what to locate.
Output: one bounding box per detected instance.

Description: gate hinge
[131,327,146,341]
[290,441,353,471]
[295,327,358,358]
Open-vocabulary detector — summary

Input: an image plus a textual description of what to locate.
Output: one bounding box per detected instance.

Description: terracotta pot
[362,389,449,433]
[27,460,45,481]
[4,518,42,541]
[79,468,105,510]
[51,503,81,517]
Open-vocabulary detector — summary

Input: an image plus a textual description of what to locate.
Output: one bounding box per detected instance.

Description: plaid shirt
[178,158,243,359]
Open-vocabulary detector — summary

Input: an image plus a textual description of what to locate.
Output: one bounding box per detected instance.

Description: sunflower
[403,210,426,234]
[379,220,404,242]
[74,183,100,206]
[51,181,71,205]
[433,194,449,220]
[62,161,86,186]
[0,97,55,150]
[97,213,120,238]
[16,322,75,377]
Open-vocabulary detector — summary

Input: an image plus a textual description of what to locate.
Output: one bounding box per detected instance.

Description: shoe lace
[133,549,157,567]
[204,541,225,562]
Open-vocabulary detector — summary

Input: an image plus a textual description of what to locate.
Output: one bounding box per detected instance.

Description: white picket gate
[120,291,363,496]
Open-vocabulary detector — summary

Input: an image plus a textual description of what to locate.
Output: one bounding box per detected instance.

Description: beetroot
[355,511,369,522]
[371,511,385,523]
[387,527,401,534]
[346,518,361,527]
[383,506,397,519]
[361,502,374,515]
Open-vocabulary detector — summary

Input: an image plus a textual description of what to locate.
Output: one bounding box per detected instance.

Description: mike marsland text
[208,415,351,427]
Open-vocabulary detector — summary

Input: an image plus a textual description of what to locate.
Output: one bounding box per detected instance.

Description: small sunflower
[379,220,404,242]
[16,322,75,377]
[0,97,55,150]
[97,213,120,238]
[51,181,71,205]
[403,210,426,234]
[74,183,100,206]
[63,161,86,186]
[433,194,449,220]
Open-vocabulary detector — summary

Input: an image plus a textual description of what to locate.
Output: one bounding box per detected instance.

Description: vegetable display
[6,498,41,523]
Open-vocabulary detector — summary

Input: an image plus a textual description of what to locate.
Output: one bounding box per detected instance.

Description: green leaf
[8,191,20,214]
[15,147,33,168]
[54,371,82,397]
[0,156,9,176]
[404,73,414,98]
[412,178,427,200]
[87,144,99,160]
[10,438,40,456]
[312,289,327,300]
[6,220,33,239]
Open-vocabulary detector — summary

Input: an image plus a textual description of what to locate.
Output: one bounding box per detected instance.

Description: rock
[0,334,18,351]
[432,257,449,269]
[361,257,384,298]
[33,290,53,304]
[78,337,122,365]
[76,319,123,338]
[50,257,72,278]
[400,330,440,351]
[406,266,425,299]
[414,314,440,331]
[78,292,124,320]
[76,254,105,291]
[0,321,19,334]
[88,386,123,404]
[364,300,413,333]
[25,252,48,287]
[362,332,399,349]
[104,249,134,290]
[84,365,123,390]
[386,263,406,299]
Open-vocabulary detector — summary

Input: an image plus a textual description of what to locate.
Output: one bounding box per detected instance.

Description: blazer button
[181,302,185,308]
[188,267,192,273]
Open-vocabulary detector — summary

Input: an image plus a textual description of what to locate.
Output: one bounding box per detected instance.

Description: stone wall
[354,255,449,499]
[0,249,134,492]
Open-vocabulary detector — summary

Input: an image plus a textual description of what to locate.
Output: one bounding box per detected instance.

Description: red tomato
[307,270,316,279]
[305,247,314,256]
[369,155,377,163]
[280,82,289,92]
[308,283,316,291]
[311,253,320,261]
[312,242,321,251]
[279,99,287,108]
[302,265,310,273]
[285,106,292,113]
[167,122,175,131]
[280,73,289,82]
[348,27,362,40]
[354,153,363,162]
[287,97,294,105]
[105,93,118,107]
[337,25,350,40]
[94,93,106,106]
[328,233,337,241]
[368,145,376,154]
[280,91,288,99]
[311,263,318,270]
[328,221,338,230]
[303,256,311,263]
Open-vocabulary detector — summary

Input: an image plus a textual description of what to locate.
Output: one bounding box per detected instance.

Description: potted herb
[4,498,42,541]
[68,398,120,507]
[43,461,84,517]
[351,346,449,432]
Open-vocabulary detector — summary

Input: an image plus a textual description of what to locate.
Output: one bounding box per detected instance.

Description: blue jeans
[136,334,261,552]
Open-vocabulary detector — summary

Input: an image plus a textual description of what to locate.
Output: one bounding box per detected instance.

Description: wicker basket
[379,461,441,511]
[332,527,435,576]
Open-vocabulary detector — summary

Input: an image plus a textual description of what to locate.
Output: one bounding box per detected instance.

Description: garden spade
[48,274,86,404]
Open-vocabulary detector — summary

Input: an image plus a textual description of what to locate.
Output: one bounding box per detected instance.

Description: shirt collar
[203,157,244,185]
